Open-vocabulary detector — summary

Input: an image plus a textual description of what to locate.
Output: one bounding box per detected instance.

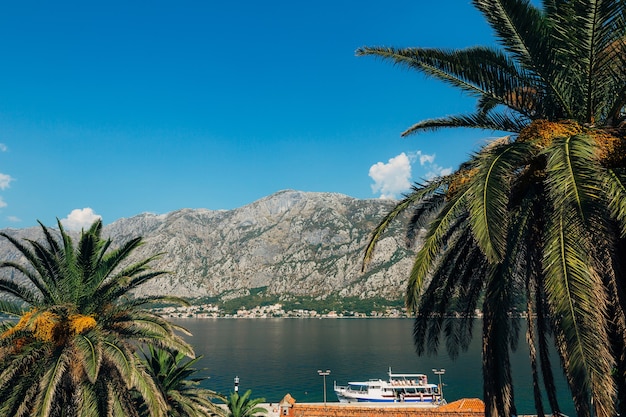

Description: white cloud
[60,208,102,231]
[7,216,21,223]
[0,148,13,209]
[409,150,435,166]
[409,150,453,180]
[369,150,455,199]
[425,165,453,180]
[369,153,412,200]
[0,173,14,190]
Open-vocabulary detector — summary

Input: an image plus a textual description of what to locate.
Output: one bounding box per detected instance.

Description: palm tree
[0,219,193,416]
[224,390,266,417]
[358,1,626,417]
[140,346,227,417]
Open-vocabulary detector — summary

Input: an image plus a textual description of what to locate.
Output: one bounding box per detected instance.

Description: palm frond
[410,245,469,323]
[357,45,541,117]
[93,253,165,303]
[362,178,448,271]
[543,209,616,416]
[544,133,603,223]
[406,185,471,312]
[605,168,626,237]
[1,374,40,417]
[401,112,528,136]
[0,276,40,305]
[38,220,63,257]
[468,140,534,262]
[119,295,190,309]
[36,349,71,417]
[75,332,102,383]
[0,299,25,317]
[101,339,135,389]
[413,228,483,355]
[550,0,626,122]
[543,132,617,416]
[472,0,574,118]
[75,383,100,417]
[108,310,194,356]
[27,239,65,298]
[0,233,56,302]
[130,365,167,417]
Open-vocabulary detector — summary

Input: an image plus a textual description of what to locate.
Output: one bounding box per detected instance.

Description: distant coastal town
[153,303,412,319]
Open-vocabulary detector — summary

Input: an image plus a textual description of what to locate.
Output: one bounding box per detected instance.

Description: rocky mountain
[0,190,417,301]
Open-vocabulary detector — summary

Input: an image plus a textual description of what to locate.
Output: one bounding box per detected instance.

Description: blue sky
[0,1,502,230]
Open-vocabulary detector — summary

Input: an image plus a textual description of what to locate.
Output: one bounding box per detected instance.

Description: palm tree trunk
[534,285,561,416]
[552,324,591,417]
[528,221,562,416]
[482,266,516,417]
[613,238,626,417]
[525,297,545,417]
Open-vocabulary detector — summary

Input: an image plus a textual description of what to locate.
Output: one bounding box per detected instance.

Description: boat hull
[334,368,445,405]
[336,397,439,405]
[335,390,439,405]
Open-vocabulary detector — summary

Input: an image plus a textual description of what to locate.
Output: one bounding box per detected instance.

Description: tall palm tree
[224,390,266,417]
[359,1,626,417]
[0,219,193,417]
[140,346,227,417]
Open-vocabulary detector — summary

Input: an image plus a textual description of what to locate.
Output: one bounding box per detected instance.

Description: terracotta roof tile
[438,398,485,412]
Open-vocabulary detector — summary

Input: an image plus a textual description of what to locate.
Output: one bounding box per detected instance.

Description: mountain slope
[0,190,416,300]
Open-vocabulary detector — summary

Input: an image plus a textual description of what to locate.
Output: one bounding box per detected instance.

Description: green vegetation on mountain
[216,291,403,316]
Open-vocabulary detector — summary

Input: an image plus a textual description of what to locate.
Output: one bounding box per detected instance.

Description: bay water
[174,318,574,416]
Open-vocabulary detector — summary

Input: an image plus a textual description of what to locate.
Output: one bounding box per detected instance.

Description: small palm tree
[224,390,266,417]
[140,346,227,417]
[0,219,192,416]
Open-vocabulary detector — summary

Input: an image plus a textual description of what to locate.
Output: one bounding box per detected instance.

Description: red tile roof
[438,398,485,413]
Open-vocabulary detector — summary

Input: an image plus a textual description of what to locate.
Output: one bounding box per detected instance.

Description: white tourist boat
[334,368,445,405]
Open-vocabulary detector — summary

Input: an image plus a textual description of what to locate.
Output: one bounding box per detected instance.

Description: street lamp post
[432,369,445,403]
[317,369,331,406]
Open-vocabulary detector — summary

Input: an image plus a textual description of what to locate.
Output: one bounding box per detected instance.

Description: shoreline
[165,315,413,319]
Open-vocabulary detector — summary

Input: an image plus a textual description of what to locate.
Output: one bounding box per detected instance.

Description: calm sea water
[173,318,574,416]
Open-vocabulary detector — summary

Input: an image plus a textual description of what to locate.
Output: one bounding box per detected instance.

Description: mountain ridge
[0,190,416,302]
